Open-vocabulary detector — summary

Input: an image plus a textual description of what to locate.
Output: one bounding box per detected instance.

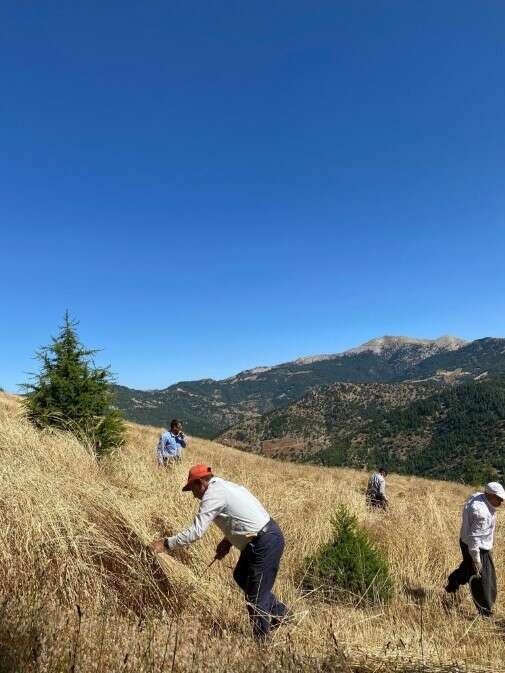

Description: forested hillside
[401,337,505,381]
[356,378,505,483]
[114,336,505,485]
[220,378,505,484]
[219,381,440,459]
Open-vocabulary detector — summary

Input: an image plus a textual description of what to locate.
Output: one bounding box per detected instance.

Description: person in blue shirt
[157,419,187,466]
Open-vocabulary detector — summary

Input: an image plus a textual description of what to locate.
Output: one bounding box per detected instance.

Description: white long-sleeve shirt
[367,473,386,498]
[165,477,270,551]
[460,492,497,563]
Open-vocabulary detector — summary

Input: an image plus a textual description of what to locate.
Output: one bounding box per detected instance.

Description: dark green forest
[320,379,505,484]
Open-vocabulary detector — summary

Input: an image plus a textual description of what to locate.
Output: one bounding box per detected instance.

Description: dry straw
[0,392,503,672]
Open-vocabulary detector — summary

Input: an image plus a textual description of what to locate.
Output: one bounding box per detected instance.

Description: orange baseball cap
[182,464,213,491]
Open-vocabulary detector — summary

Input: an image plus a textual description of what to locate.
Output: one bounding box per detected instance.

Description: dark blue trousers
[233,520,288,639]
[446,540,497,616]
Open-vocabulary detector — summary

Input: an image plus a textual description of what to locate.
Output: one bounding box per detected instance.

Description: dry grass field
[0,391,504,672]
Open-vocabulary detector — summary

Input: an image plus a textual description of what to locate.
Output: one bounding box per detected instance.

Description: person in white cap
[445,481,505,615]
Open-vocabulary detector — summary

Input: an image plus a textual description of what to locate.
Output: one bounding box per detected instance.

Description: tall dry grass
[0,392,504,672]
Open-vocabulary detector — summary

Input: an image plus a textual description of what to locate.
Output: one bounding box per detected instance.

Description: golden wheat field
[0,391,504,673]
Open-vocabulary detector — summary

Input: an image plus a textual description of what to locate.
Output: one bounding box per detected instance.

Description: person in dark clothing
[445,482,504,616]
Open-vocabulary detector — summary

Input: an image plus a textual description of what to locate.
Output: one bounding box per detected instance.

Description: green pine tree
[22,312,126,457]
[303,505,393,606]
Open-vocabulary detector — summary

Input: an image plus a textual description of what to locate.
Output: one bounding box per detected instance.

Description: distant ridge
[293,335,467,364]
[113,334,478,437]
[344,334,467,354]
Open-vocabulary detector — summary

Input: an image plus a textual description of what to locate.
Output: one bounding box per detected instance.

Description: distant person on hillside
[156,419,187,466]
[445,481,505,616]
[149,464,290,640]
[366,468,388,510]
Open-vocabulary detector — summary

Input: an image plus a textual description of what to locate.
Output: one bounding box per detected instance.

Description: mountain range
[112,335,467,435]
[113,335,505,482]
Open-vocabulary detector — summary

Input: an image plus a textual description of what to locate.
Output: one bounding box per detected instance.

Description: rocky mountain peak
[292,335,467,365]
[344,335,467,356]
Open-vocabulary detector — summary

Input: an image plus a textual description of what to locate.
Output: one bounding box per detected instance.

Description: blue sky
[1,1,505,392]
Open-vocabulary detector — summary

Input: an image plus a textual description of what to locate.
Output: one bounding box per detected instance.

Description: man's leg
[233,548,249,593]
[446,540,473,592]
[244,522,288,640]
[470,549,497,616]
[368,494,386,510]
[377,494,388,510]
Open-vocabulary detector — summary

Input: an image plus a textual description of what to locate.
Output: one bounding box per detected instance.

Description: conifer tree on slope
[23,312,126,456]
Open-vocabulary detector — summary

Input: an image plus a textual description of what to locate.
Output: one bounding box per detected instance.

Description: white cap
[485,482,505,500]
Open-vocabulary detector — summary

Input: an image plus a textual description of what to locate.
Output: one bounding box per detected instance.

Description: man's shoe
[442,588,462,613]
[271,610,295,631]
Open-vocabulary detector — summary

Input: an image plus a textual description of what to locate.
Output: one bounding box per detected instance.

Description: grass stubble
[0,392,503,672]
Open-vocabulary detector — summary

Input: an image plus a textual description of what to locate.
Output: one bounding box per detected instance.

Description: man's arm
[156,435,165,465]
[151,491,225,553]
[215,538,232,559]
[176,433,187,449]
[466,505,488,566]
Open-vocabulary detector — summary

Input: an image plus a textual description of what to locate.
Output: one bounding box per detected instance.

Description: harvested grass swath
[0,392,503,672]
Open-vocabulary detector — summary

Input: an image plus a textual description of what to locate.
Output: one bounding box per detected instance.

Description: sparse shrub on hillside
[319,441,350,467]
[462,454,497,486]
[22,311,126,456]
[303,505,393,606]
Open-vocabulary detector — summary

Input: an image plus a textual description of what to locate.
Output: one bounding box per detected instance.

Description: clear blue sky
[1,1,505,392]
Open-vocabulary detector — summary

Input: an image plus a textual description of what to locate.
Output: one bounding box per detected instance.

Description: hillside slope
[113,335,466,437]
[1,392,504,672]
[358,378,505,482]
[219,380,440,459]
[220,378,505,484]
